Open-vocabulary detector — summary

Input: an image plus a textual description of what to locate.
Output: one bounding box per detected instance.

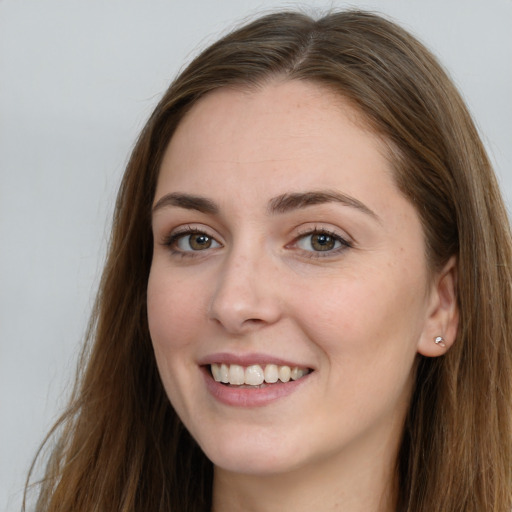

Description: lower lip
[201,367,311,407]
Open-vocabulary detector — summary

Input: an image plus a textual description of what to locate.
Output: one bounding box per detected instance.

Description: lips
[199,353,314,406]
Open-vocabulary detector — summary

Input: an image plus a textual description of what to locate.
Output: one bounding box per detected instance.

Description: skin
[147,80,458,512]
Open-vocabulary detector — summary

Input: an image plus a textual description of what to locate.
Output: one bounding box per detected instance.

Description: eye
[294,230,350,253]
[165,230,221,252]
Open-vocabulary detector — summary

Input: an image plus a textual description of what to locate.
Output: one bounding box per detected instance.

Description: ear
[417,256,459,357]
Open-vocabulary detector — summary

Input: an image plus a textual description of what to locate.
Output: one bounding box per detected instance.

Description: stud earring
[434,336,446,348]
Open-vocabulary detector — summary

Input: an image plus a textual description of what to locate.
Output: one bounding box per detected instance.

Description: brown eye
[173,231,221,251]
[189,233,213,250]
[295,231,348,253]
[310,233,336,251]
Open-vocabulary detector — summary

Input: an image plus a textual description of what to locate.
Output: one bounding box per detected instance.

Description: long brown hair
[27,10,512,511]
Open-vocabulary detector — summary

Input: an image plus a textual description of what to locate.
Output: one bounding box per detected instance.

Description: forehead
[173,80,375,144]
[157,80,395,193]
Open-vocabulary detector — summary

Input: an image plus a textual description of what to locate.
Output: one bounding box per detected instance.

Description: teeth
[279,365,291,383]
[245,365,264,385]
[210,363,309,386]
[220,363,229,383]
[229,364,245,385]
[211,363,221,382]
[264,364,279,383]
[291,367,307,380]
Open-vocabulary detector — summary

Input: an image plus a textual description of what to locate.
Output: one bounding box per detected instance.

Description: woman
[27,9,512,512]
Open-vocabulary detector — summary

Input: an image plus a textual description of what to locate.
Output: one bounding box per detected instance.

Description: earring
[434,336,446,348]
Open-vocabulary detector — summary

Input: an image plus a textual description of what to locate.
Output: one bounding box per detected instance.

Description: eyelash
[162,227,221,257]
[291,227,352,259]
[161,226,352,258]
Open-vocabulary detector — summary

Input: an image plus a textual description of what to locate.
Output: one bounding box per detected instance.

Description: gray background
[1,1,511,510]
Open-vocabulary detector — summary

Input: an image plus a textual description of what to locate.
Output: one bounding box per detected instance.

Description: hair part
[27,9,512,512]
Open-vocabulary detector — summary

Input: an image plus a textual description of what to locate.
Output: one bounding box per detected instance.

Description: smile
[210,363,311,386]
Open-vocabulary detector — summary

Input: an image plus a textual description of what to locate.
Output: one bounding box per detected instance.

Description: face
[148,80,440,477]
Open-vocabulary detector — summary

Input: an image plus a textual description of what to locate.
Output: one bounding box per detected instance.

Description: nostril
[245,318,264,325]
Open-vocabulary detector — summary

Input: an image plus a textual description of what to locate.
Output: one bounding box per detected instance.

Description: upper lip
[198,352,314,369]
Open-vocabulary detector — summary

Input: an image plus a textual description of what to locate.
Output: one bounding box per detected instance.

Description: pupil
[190,234,211,250]
[312,234,334,251]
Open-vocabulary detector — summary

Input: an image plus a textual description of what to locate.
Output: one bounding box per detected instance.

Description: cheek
[297,278,398,331]
[292,265,428,368]
[147,266,205,357]
[146,266,209,415]
[300,275,423,411]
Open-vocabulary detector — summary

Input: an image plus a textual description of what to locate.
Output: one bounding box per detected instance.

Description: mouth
[209,363,312,387]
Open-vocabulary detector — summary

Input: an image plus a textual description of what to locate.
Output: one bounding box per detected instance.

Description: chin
[198,432,306,476]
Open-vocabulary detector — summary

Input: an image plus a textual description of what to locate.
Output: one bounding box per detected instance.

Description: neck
[211,426,400,512]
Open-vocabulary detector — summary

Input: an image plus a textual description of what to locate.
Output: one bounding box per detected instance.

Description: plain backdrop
[1,1,511,510]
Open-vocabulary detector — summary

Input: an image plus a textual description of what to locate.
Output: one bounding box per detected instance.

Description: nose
[208,249,282,334]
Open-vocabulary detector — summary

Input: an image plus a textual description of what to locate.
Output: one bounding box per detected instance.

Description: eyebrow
[152,190,379,221]
[268,190,379,220]
[152,192,219,215]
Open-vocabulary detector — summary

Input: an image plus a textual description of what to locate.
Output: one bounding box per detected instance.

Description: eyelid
[159,223,352,259]
[288,225,353,257]
[161,225,223,254]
